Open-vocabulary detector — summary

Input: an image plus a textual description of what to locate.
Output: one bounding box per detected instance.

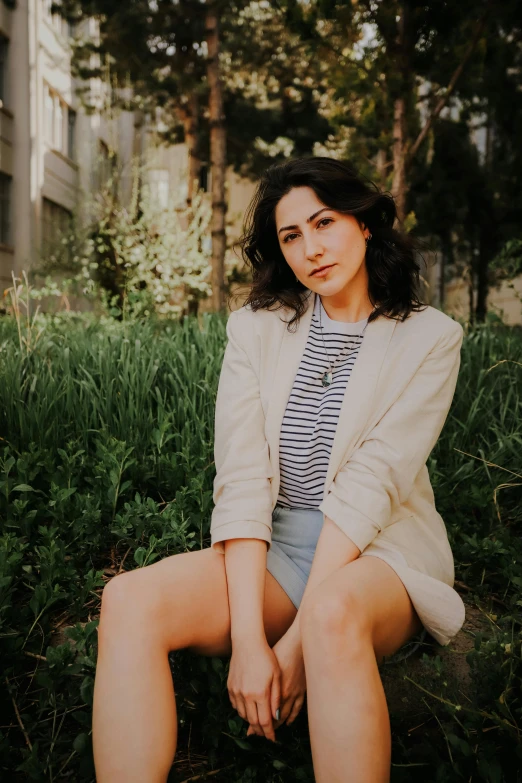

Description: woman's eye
[282,219,332,243]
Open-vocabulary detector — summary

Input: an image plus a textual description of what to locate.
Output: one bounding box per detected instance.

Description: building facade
[1,0,149,288]
[1,0,520,323]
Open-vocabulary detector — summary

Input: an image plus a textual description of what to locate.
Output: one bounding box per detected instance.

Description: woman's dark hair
[234,156,428,331]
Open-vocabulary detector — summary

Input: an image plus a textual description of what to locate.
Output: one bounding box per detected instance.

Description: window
[55,98,63,152]
[45,85,54,143]
[0,35,8,106]
[67,109,76,160]
[0,172,11,245]
[41,197,73,254]
[44,83,76,159]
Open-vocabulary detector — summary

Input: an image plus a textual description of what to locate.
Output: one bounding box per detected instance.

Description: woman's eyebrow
[278,207,331,234]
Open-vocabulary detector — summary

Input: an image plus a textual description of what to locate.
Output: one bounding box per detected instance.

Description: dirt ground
[381,595,492,719]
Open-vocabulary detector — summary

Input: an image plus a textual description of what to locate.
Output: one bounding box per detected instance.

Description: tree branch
[408,0,494,165]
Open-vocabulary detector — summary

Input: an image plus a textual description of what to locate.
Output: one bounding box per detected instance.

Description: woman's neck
[315,290,374,324]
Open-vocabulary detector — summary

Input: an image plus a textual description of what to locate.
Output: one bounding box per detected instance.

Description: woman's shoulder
[224,304,288,367]
[227,301,290,334]
[395,304,464,341]
[383,306,464,368]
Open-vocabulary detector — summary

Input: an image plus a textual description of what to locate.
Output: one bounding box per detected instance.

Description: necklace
[318,298,370,387]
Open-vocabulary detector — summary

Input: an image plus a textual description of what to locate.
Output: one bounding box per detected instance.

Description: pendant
[322,370,333,387]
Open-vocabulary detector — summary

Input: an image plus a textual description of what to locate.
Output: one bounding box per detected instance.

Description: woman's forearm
[291,515,361,634]
[224,538,268,647]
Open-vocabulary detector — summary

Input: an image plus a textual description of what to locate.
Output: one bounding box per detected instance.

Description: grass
[0,306,520,782]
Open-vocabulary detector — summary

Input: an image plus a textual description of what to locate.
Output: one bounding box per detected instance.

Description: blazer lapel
[265,289,398,503]
[264,289,315,495]
[323,313,397,490]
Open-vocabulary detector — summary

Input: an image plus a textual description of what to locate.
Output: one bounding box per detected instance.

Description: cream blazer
[210,289,466,645]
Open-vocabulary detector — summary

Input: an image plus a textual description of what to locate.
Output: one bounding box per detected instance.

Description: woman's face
[274,186,370,296]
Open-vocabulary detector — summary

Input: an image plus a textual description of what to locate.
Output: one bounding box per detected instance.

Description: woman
[93,157,466,783]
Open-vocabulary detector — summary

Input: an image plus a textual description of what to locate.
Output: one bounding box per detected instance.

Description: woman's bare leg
[300,556,423,783]
[92,547,296,783]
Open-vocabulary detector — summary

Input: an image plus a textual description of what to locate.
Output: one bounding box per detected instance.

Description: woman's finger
[277,692,293,725]
[286,694,305,726]
[245,698,262,736]
[246,722,263,738]
[256,697,276,742]
[235,695,248,722]
[270,672,281,723]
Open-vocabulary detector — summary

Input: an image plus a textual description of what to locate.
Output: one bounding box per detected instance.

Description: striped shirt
[277,292,368,509]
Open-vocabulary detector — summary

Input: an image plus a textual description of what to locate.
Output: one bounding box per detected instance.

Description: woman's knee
[98,565,168,638]
[98,549,231,653]
[300,583,370,652]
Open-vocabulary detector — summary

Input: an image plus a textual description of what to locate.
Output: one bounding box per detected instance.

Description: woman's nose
[303,232,324,260]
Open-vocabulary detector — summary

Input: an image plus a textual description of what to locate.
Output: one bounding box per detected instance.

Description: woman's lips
[311,264,335,278]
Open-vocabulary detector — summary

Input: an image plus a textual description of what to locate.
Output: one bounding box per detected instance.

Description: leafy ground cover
[0,309,521,782]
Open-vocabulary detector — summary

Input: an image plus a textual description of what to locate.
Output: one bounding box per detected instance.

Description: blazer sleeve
[318,321,464,554]
[210,310,274,553]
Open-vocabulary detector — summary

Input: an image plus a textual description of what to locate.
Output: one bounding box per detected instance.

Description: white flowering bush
[254,136,295,158]
[91,180,212,318]
[32,166,213,320]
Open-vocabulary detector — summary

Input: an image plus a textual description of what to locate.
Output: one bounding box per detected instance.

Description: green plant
[27,159,216,320]
[0,310,521,781]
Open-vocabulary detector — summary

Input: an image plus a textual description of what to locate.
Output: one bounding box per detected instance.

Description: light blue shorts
[266,504,427,663]
[266,504,324,609]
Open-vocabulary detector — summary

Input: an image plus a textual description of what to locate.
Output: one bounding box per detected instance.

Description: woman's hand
[228,636,281,743]
[253,622,306,733]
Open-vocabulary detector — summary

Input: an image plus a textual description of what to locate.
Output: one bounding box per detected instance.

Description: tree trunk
[187,297,200,317]
[389,6,411,225]
[475,115,495,323]
[391,96,408,223]
[180,93,202,209]
[375,149,388,188]
[205,3,227,313]
[467,260,475,326]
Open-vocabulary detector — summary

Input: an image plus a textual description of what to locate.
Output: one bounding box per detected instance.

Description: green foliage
[489,239,522,318]
[0,311,521,781]
[29,166,214,320]
[48,0,522,326]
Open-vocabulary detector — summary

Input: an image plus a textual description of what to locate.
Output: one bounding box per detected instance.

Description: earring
[365,232,372,245]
